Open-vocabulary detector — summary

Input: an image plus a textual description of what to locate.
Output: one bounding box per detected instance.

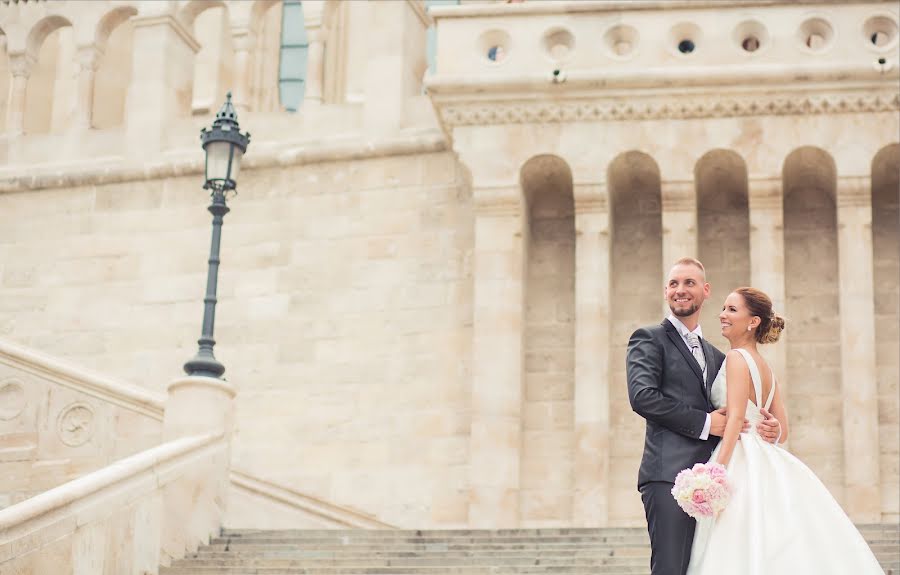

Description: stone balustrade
[429,1,898,79]
[0,336,165,509]
[0,431,228,573]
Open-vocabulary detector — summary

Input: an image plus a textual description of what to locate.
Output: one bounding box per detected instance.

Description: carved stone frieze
[439,92,900,127]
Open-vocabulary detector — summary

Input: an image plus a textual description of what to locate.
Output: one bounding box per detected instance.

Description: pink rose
[692,490,708,504]
[708,465,727,479]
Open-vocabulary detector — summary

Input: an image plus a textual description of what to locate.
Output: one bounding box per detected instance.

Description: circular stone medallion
[57,403,95,447]
[0,380,26,420]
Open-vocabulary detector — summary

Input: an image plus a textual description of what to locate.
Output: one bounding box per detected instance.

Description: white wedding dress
[687,348,885,575]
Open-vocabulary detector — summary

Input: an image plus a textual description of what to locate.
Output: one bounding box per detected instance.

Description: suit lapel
[663,322,706,393]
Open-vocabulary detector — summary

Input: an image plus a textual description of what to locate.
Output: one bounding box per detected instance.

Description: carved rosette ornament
[0,379,26,420]
[57,403,95,447]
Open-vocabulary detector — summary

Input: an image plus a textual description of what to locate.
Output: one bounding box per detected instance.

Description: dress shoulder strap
[765,369,777,411]
[734,348,763,406]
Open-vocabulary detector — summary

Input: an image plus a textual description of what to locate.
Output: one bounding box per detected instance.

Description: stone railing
[0,431,229,573]
[0,337,165,509]
[227,468,396,530]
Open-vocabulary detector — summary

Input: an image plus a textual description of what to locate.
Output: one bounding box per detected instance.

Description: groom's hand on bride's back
[709,408,750,438]
[710,407,781,443]
[757,408,781,444]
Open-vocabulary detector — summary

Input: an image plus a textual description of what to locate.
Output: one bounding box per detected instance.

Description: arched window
[425,0,458,74]
[279,0,308,112]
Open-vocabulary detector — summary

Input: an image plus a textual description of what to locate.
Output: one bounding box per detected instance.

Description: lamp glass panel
[205,140,233,183]
[229,147,244,183]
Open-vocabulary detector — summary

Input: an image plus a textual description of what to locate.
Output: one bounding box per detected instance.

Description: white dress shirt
[667,315,713,440]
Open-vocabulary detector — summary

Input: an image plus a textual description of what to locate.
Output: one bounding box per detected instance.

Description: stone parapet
[0,431,228,573]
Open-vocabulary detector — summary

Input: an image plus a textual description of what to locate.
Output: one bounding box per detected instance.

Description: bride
[686,287,884,575]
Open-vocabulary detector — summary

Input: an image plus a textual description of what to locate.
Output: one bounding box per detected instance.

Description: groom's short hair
[673,257,706,278]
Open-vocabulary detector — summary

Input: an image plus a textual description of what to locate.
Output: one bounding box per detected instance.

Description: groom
[626,257,781,575]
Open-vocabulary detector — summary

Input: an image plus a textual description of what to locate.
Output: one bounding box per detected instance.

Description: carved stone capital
[76,45,104,72]
[230,27,255,53]
[7,53,35,78]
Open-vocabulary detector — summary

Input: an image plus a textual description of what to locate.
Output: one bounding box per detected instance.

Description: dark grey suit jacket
[626,319,726,488]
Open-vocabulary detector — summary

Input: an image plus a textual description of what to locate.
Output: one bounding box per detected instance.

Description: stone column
[363,0,429,133]
[305,28,325,106]
[572,182,611,526]
[230,27,254,114]
[660,180,697,311]
[748,177,787,396]
[74,45,102,129]
[162,375,236,562]
[836,175,881,522]
[5,53,34,137]
[125,14,200,155]
[300,0,330,107]
[468,185,526,528]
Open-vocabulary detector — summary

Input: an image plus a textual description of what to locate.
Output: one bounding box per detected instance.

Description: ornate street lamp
[183,92,250,378]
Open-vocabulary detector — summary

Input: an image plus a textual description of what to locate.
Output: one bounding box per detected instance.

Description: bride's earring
[747,326,752,332]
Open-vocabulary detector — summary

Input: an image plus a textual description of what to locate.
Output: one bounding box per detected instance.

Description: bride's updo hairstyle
[734,287,786,344]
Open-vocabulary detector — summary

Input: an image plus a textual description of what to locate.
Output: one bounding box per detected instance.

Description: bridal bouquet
[671,462,732,519]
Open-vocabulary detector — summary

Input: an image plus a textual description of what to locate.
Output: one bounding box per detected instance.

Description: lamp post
[183,92,250,378]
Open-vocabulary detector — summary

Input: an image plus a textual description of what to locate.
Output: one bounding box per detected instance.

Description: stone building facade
[0,0,897,530]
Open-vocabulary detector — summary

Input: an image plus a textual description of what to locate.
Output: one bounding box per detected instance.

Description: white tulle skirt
[687,433,885,575]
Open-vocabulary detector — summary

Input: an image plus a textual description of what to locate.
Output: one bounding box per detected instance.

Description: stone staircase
[161,524,899,574]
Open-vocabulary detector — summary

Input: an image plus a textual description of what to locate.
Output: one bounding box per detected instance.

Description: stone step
[221,523,900,538]
[212,535,651,543]
[164,525,899,575]
[191,549,652,559]
[209,539,650,551]
[168,557,651,568]
[209,535,896,544]
[220,528,651,537]
[161,567,652,575]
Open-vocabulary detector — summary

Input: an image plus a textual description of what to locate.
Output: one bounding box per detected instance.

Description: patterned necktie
[685,332,707,381]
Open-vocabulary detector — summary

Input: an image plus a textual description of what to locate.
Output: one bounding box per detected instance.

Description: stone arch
[24,15,74,134]
[518,154,575,527]
[92,6,138,129]
[94,5,138,50]
[25,15,73,61]
[184,0,234,114]
[607,150,662,524]
[249,0,282,34]
[871,143,900,517]
[695,149,750,349]
[782,146,843,501]
[177,0,228,30]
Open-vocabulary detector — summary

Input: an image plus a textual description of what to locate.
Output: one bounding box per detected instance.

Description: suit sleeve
[626,327,709,439]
